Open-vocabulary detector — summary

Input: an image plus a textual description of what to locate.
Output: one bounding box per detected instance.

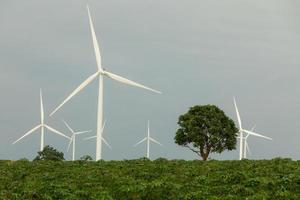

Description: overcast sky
[1,0,300,160]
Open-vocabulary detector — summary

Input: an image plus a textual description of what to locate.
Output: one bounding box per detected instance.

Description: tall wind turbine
[134,121,162,159]
[233,97,272,160]
[13,90,70,151]
[50,5,161,161]
[63,120,91,161]
[83,120,112,150]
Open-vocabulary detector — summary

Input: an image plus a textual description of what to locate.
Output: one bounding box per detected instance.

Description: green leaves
[175,105,238,160]
[0,159,300,199]
[34,145,65,161]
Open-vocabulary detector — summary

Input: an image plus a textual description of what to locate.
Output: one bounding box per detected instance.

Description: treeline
[0,158,300,199]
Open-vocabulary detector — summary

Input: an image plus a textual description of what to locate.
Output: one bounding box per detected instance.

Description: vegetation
[0,158,300,199]
[33,145,65,161]
[175,105,238,160]
[80,155,93,161]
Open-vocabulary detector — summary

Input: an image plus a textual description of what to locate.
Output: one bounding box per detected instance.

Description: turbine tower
[133,121,162,159]
[63,120,92,161]
[13,89,70,151]
[233,97,272,160]
[50,5,161,161]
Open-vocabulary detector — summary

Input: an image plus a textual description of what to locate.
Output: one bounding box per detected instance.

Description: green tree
[80,155,93,161]
[34,145,65,161]
[175,105,238,161]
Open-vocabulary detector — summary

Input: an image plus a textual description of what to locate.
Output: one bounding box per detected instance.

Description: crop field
[0,158,300,199]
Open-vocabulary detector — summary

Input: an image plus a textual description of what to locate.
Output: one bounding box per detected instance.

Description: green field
[0,158,299,199]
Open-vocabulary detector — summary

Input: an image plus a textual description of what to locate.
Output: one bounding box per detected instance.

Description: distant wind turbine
[83,120,112,150]
[233,97,272,160]
[63,120,92,161]
[50,5,161,161]
[13,89,70,151]
[237,125,255,159]
[134,121,162,159]
[242,125,271,159]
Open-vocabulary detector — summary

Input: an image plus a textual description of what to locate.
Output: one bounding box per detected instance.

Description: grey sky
[1,0,300,160]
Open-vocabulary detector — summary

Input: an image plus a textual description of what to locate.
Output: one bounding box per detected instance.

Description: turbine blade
[75,130,92,135]
[245,133,250,139]
[246,141,251,155]
[50,72,99,116]
[62,119,74,133]
[40,89,44,124]
[87,5,102,70]
[233,97,242,130]
[243,129,272,140]
[101,137,112,149]
[83,120,104,140]
[83,135,97,141]
[102,120,106,133]
[44,125,70,140]
[251,124,256,131]
[148,120,150,138]
[133,137,147,147]
[104,71,162,94]
[12,125,41,144]
[150,137,163,146]
[67,137,73,152]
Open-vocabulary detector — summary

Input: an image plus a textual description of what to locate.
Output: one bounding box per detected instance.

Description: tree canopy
[80,155,93,161]
[34,145,65,161]
[175,105,238,160]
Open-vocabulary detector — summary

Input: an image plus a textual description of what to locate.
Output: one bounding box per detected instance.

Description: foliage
[175,105,238,160]
[33,145,65,161]
[80,155,93,161]
[0,158,300,199]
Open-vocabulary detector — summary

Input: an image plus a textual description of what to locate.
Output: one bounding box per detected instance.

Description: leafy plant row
[0,158,300,199]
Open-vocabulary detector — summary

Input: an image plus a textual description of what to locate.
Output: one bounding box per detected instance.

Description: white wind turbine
[83,120,112,150]
[237,125,255,159]
[50,5,161,161]
[63,120,92,161]
[134,121,162,159]
[233,97,272,160]
[13,90,70,151]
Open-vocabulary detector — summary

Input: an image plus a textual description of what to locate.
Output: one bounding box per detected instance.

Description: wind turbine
[237,125,255,159]
[50,5,161,161]
[83,120,112,150]
[233,97,272,160]
[133,121,162,159]
[13,89,70,151]
[242,125,271,159]
[63,120,92,161]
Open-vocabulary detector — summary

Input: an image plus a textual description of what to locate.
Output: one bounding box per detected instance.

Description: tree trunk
[200,146,210,161]
[201,152,209,161]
